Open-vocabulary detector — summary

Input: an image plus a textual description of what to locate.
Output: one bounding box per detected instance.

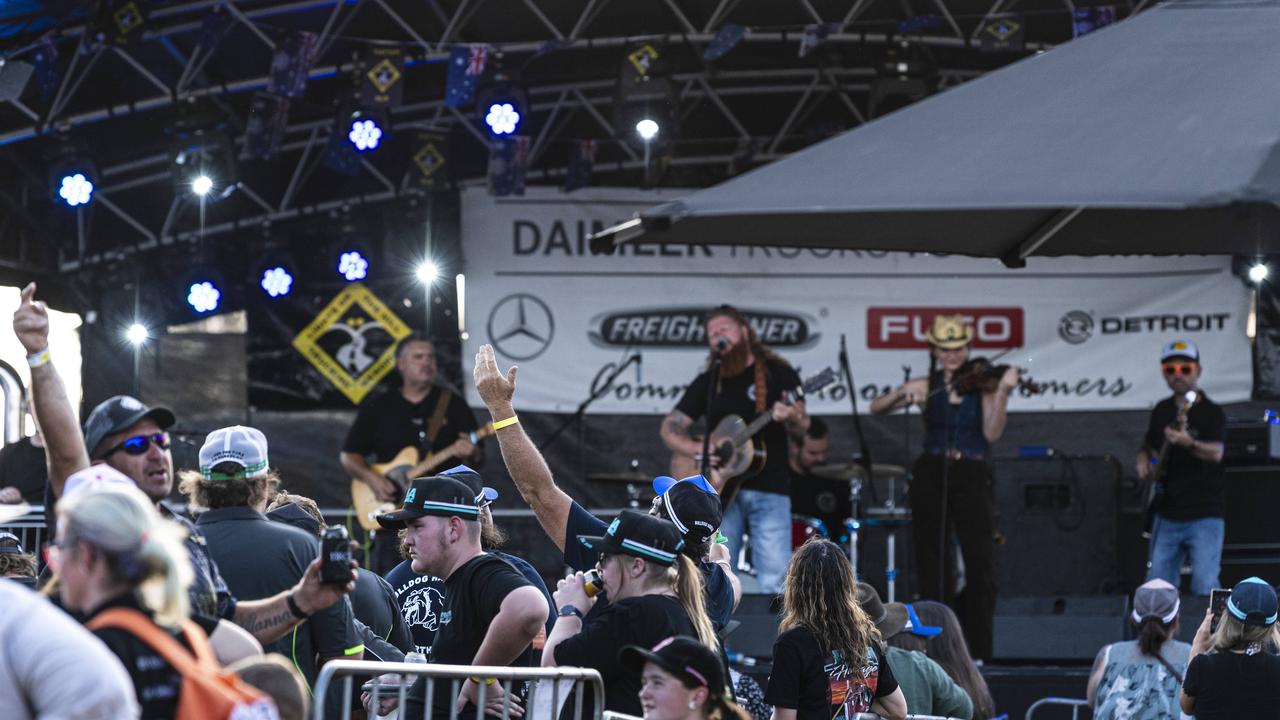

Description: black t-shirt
[765,626,898,719]
[0,436,47,504]
[553,594,697,716]
[343,386,482,464]
[790,470,852,541]
[562,500,736,631]
[87,593,194,720]
[674,359,803,495]
[1183,649,1280,719]
[405,553,536,718]
[1143,393,1227,520]
[351,567,413,654]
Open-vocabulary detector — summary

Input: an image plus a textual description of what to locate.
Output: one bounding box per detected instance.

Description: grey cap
[1132,578,1180,624]
[83,395,176,459]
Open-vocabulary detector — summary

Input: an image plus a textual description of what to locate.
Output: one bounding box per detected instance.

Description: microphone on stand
[635,349,643,385]
[714,336,729,354]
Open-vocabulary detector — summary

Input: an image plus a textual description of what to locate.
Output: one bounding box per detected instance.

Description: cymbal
[808,462,907,482]
[587,472,652,485]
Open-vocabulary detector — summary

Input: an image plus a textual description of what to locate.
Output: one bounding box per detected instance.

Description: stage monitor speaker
[993,595,1127,661]
[992,456,1123,596]
[1224,466,1280,549]
[1224,421,1280,465]
[982,665,1091,720]
[1221,552,1280,589]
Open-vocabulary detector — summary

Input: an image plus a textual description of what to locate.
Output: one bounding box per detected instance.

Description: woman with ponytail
[1087,579,1190,720]
[766,539,907,720]
[51,483,198,718]
[621,636,750,719]
[546,510,722,717]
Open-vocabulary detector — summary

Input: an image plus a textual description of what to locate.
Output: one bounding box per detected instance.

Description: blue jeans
[721,489,791,595]
[1147,515,1224,595]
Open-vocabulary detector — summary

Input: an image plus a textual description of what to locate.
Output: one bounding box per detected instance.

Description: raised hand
[13,282,50,355]
[473,344,517,410]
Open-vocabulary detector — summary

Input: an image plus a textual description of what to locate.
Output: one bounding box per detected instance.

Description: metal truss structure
[0,0,1143,282]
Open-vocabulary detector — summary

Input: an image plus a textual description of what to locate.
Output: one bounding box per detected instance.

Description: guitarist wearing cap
[661,305,809,595]
[341,334,485,574]
[1137,339,1226,596]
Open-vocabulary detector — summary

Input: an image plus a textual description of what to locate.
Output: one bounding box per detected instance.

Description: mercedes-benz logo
[1058,310,1094,345]
[487,293,555,361]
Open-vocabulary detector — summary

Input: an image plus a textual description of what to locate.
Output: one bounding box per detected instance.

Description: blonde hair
[1210,612,1280,653]
[57,485,192,627]
[780,539,880,666]
[643,555,719,654]
[178,465,281,512]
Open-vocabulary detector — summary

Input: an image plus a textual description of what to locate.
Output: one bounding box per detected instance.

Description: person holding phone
[1087,579,1191,719]
[1181,577,1280,718]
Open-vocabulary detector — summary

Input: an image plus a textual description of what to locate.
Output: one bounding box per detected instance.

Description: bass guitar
[1142,390,1196,538]
[694,368,838,508]
[350,423,495,531]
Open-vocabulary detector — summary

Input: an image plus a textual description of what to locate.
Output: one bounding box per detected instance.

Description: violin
[951,356,1043,396]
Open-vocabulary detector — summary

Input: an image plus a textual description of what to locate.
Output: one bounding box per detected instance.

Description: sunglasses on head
[1162,362,1198,377]
[105,432,170,457]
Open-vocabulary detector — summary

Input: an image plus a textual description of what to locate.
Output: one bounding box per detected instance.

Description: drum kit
[591,460,914,602]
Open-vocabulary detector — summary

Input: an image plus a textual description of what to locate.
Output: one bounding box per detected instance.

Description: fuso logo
[867,307,1024,349]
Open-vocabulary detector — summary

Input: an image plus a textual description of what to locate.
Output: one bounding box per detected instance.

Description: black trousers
[909,454,998,661]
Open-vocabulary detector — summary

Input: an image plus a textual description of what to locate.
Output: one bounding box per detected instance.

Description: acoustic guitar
[672,368,837,508]
[350,423,495,531]
[1141,390,1196,539]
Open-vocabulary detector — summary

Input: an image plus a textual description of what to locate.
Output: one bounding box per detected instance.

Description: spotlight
[260,266,294,297]
[191,175,213,196]
[186,281,221,313]
[485,103,521,136]
[1249,262,1269,284]
[635,118,659,141]
[338,251,369,282]
[347,117,383,152]
[125,323,149,346]
[415,261,439,285]
[57,172,94,207]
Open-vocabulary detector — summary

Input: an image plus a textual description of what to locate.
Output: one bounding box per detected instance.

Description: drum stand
[858,468,910,603]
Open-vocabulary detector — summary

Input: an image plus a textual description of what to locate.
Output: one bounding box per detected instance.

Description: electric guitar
[679,368,838,508]
[1142,390,1196,538]
[350,423,496,531]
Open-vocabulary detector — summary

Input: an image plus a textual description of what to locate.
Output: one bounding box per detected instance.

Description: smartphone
[320,525,353,584]
[1210,588,1231,633]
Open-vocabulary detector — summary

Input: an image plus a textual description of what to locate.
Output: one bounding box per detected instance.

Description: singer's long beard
[719,340,752,378]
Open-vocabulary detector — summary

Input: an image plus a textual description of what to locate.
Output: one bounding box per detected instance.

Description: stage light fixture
[260,266,294,297]
[57,172,94,207]
[635,118,659,141]
[347,117,383,152]
[1249,262,1269,283]
[187,281,221,313]
[415,261,439,284]
[125,323,149,346]
[338,251,369,281]
[192,175,214,196]
[485,103,520,136]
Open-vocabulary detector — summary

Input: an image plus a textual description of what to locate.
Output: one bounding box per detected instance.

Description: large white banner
[460,187,1252,414]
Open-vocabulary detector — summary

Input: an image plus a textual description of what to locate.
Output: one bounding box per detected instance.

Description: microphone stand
[838,334,879,505]
[699,351,722,480]
[539,353,641,452]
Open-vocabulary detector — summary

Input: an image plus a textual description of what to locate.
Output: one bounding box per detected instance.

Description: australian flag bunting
[703,23,746,61]
[1072,5,1117,38]
[446,45,488,107]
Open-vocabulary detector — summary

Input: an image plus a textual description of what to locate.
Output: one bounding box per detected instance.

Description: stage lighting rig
[338,250,369,281]
[187,281,221,313]
[1250,262,1269,283]
[57,172,94,207]
[260,266,294,297]
[347,111,384,152]
[415,260,439,284]
[477,82,527,137]
[46,141,99,209]
[125,323,149,346]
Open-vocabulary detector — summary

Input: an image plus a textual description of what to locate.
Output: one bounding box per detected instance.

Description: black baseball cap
[376,476,480,530]
[653,474,722,546]
[1227,577,1278,627]
[83,395,176,459]
[578,509,684,567]
[619,636,726,692]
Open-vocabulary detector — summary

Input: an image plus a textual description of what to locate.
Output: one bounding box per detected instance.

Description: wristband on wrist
[469,676,497,686]
[26,348,50,369]
[286,592,309,620]
[491,415,519,430]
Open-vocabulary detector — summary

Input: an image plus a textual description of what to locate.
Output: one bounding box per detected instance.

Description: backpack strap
[87,608,212,676]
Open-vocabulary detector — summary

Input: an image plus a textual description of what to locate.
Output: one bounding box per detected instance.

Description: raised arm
[473,344,573,551]
[12,283,88,499]
[869,377,928,416]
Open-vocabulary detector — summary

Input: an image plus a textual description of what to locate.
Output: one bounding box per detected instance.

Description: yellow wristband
[491,415,519,430]
[26,349,50,369]
[469,676,497,686]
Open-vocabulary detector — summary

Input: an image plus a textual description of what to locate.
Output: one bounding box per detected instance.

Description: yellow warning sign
[627,44,659,76]
[366,58,402,94]
[292,283,411,404]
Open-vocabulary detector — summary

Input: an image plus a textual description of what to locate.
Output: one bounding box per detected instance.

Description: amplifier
[1224,421,1280,464]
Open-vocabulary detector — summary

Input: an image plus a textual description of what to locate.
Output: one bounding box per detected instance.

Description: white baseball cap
[199,426,270,480]
[63,465,138,498]
[1160,339,1200,363]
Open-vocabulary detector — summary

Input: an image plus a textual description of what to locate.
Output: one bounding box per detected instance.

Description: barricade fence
[1025,697,1089,720]
[0,507,45,559]
[312,660,604,720]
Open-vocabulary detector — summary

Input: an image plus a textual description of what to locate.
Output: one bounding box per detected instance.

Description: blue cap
[904,604,943,637]
[440,465,499,507]
[652,474,722,546]
[652,474,716,496]
[1227,577,1278,627]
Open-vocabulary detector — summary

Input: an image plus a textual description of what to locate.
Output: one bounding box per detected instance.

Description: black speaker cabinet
[1224,466,1280,549]
[993,595,1128,661]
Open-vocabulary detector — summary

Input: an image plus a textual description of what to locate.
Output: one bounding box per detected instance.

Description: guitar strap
[424,388,452,448]
[753,361,767,415]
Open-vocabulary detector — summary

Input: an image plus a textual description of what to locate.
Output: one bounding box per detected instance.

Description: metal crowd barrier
[312,660,604,720]
[1025,697,1090,720]
[850,715,968,720]
[0,506,45,558]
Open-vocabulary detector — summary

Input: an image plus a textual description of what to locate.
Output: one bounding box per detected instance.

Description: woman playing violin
[869,315,1019,661]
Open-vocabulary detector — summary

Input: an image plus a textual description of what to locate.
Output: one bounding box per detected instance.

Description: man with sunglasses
[1137,340,1227,594]
[12,282,354,645]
